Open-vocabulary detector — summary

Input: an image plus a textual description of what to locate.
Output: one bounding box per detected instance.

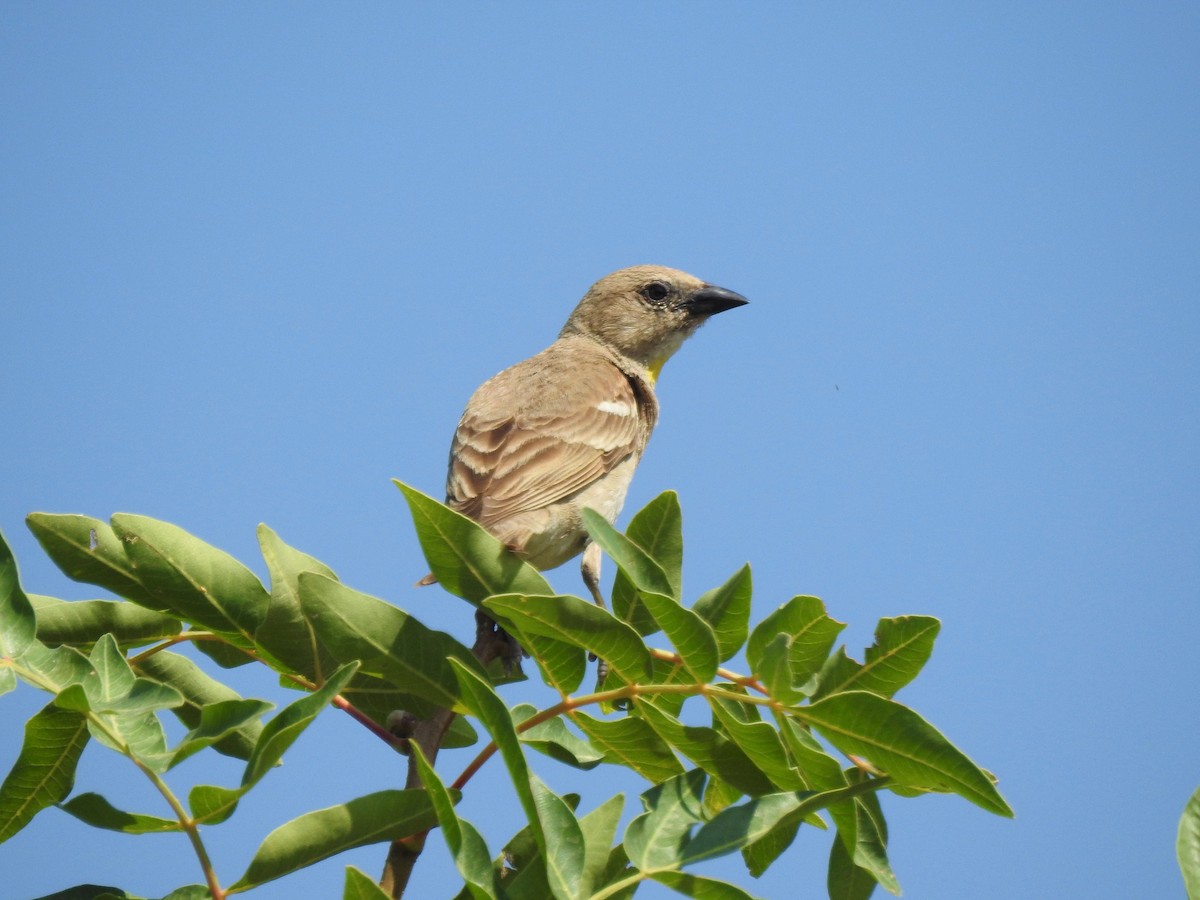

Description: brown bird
[426,265,748,660]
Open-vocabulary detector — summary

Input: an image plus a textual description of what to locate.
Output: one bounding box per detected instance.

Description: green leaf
[747,596,844,692]
[483,594,649,684]
[581,508,675,599]
[135,651,263,761]
[241,662,358,788]
[624,769,708,870]
[635,700,776,797]
[25,513,159,607]
[570,711,685,783]
[1179,785,1200,900]
[0,528,37,696]
[109,514,269,641]
[611,492,683,634]
[299,572,479,713]
[797,691,1013,816]
[30,596,181,649]
[514,703,604,770]
[229,789,439,891]
[59,792,181,833]
[343,866,393,900]
[814,616,940,700]
[827,774,899,897]
[755,632,803,704]
[649,871,763,899]
[577,794,625,897]
[188,783,243,825]
[693,565,752,663]
[394,480,552,605]
[681,791,812,865]
[707,693,804,791]
[256,524,341,681]
[636,591,718,682]
[828,829,879,900]
[168,698,273,769]
[411,745,495,898]
[83,634,183,715]
[0,702,89,843]
[449,659,585,900]
[31,886,133,899]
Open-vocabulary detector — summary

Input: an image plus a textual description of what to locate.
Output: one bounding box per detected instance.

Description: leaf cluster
[0,484,1012,899]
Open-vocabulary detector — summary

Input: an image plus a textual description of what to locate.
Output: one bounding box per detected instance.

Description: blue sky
[2,4,1197,898]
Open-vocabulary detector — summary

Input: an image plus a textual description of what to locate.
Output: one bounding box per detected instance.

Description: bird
[423,265,748,664]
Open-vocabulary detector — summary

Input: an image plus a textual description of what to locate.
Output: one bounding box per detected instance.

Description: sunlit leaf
[1179,785,1200,900]
[59,792,181,833]
[610,492,682,634]
[30,596,180,650]
[693,565,752,663]
[0,702,88,843]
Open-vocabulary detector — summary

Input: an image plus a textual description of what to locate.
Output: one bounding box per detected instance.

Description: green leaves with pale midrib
[229,789,440,892]
[0,702,89,843]
[109,513,269,642]
[608,492,683,635]
[693,565,752,663]
[1179,785,1200,900]
[636,591,718,683]
[344,866,393,900]
[450,659,586,900]
[797,690,1012,816]
[59,792,181,833]
[30,596,181,650]
[411,744,494,899]
[25,514,160,608]
[484,594,649,685]
[814,616,940,700]
[747,596,844,696]
[394,480,552,605]
[570,712,685,783]
[299,571,479,713]
[255,524,341,681]
[514,703,605,770]
[581,508,675,600]
[1,528,37,697]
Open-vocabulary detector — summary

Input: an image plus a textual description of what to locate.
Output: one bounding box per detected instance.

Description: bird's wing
[446,346,648,526]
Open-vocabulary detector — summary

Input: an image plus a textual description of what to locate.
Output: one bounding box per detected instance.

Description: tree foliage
[1,483,1013,899]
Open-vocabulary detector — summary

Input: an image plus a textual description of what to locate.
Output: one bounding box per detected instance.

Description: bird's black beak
[683,284,749,317]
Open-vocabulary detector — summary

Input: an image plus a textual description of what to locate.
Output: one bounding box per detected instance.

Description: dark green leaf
[650,871,764,899]
[410,745,494,898]
[483,594,649,684]
[136,650,263,761]
[0,702,89,843]
[242,662,358,788]
[707,693,804,791]
[30,595,181,649]
[59,792,181,833]
[755,632,803,705]
[828,830,879,900]
[31,886,131,900]
[449,659,585,900]
[635,701,775,797]
[797,691,1013,816]
[1179,784,1200,900]
[624,769,708,871]
[514,703,604,770]
[299,572,480,712]
[230,789,439,891]
[693,565,752,663]
[827,774,898,897]
[570,711,685,783]
[394,480,552,606]
[611,492,683,634]
[168,698,273,769]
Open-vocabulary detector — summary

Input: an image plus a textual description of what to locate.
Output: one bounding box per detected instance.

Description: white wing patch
[596,400,635,417]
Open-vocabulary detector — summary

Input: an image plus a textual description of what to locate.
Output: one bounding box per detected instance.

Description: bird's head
[560,265,748,381]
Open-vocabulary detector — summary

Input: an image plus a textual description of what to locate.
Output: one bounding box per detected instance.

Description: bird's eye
[642,281,670,304]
